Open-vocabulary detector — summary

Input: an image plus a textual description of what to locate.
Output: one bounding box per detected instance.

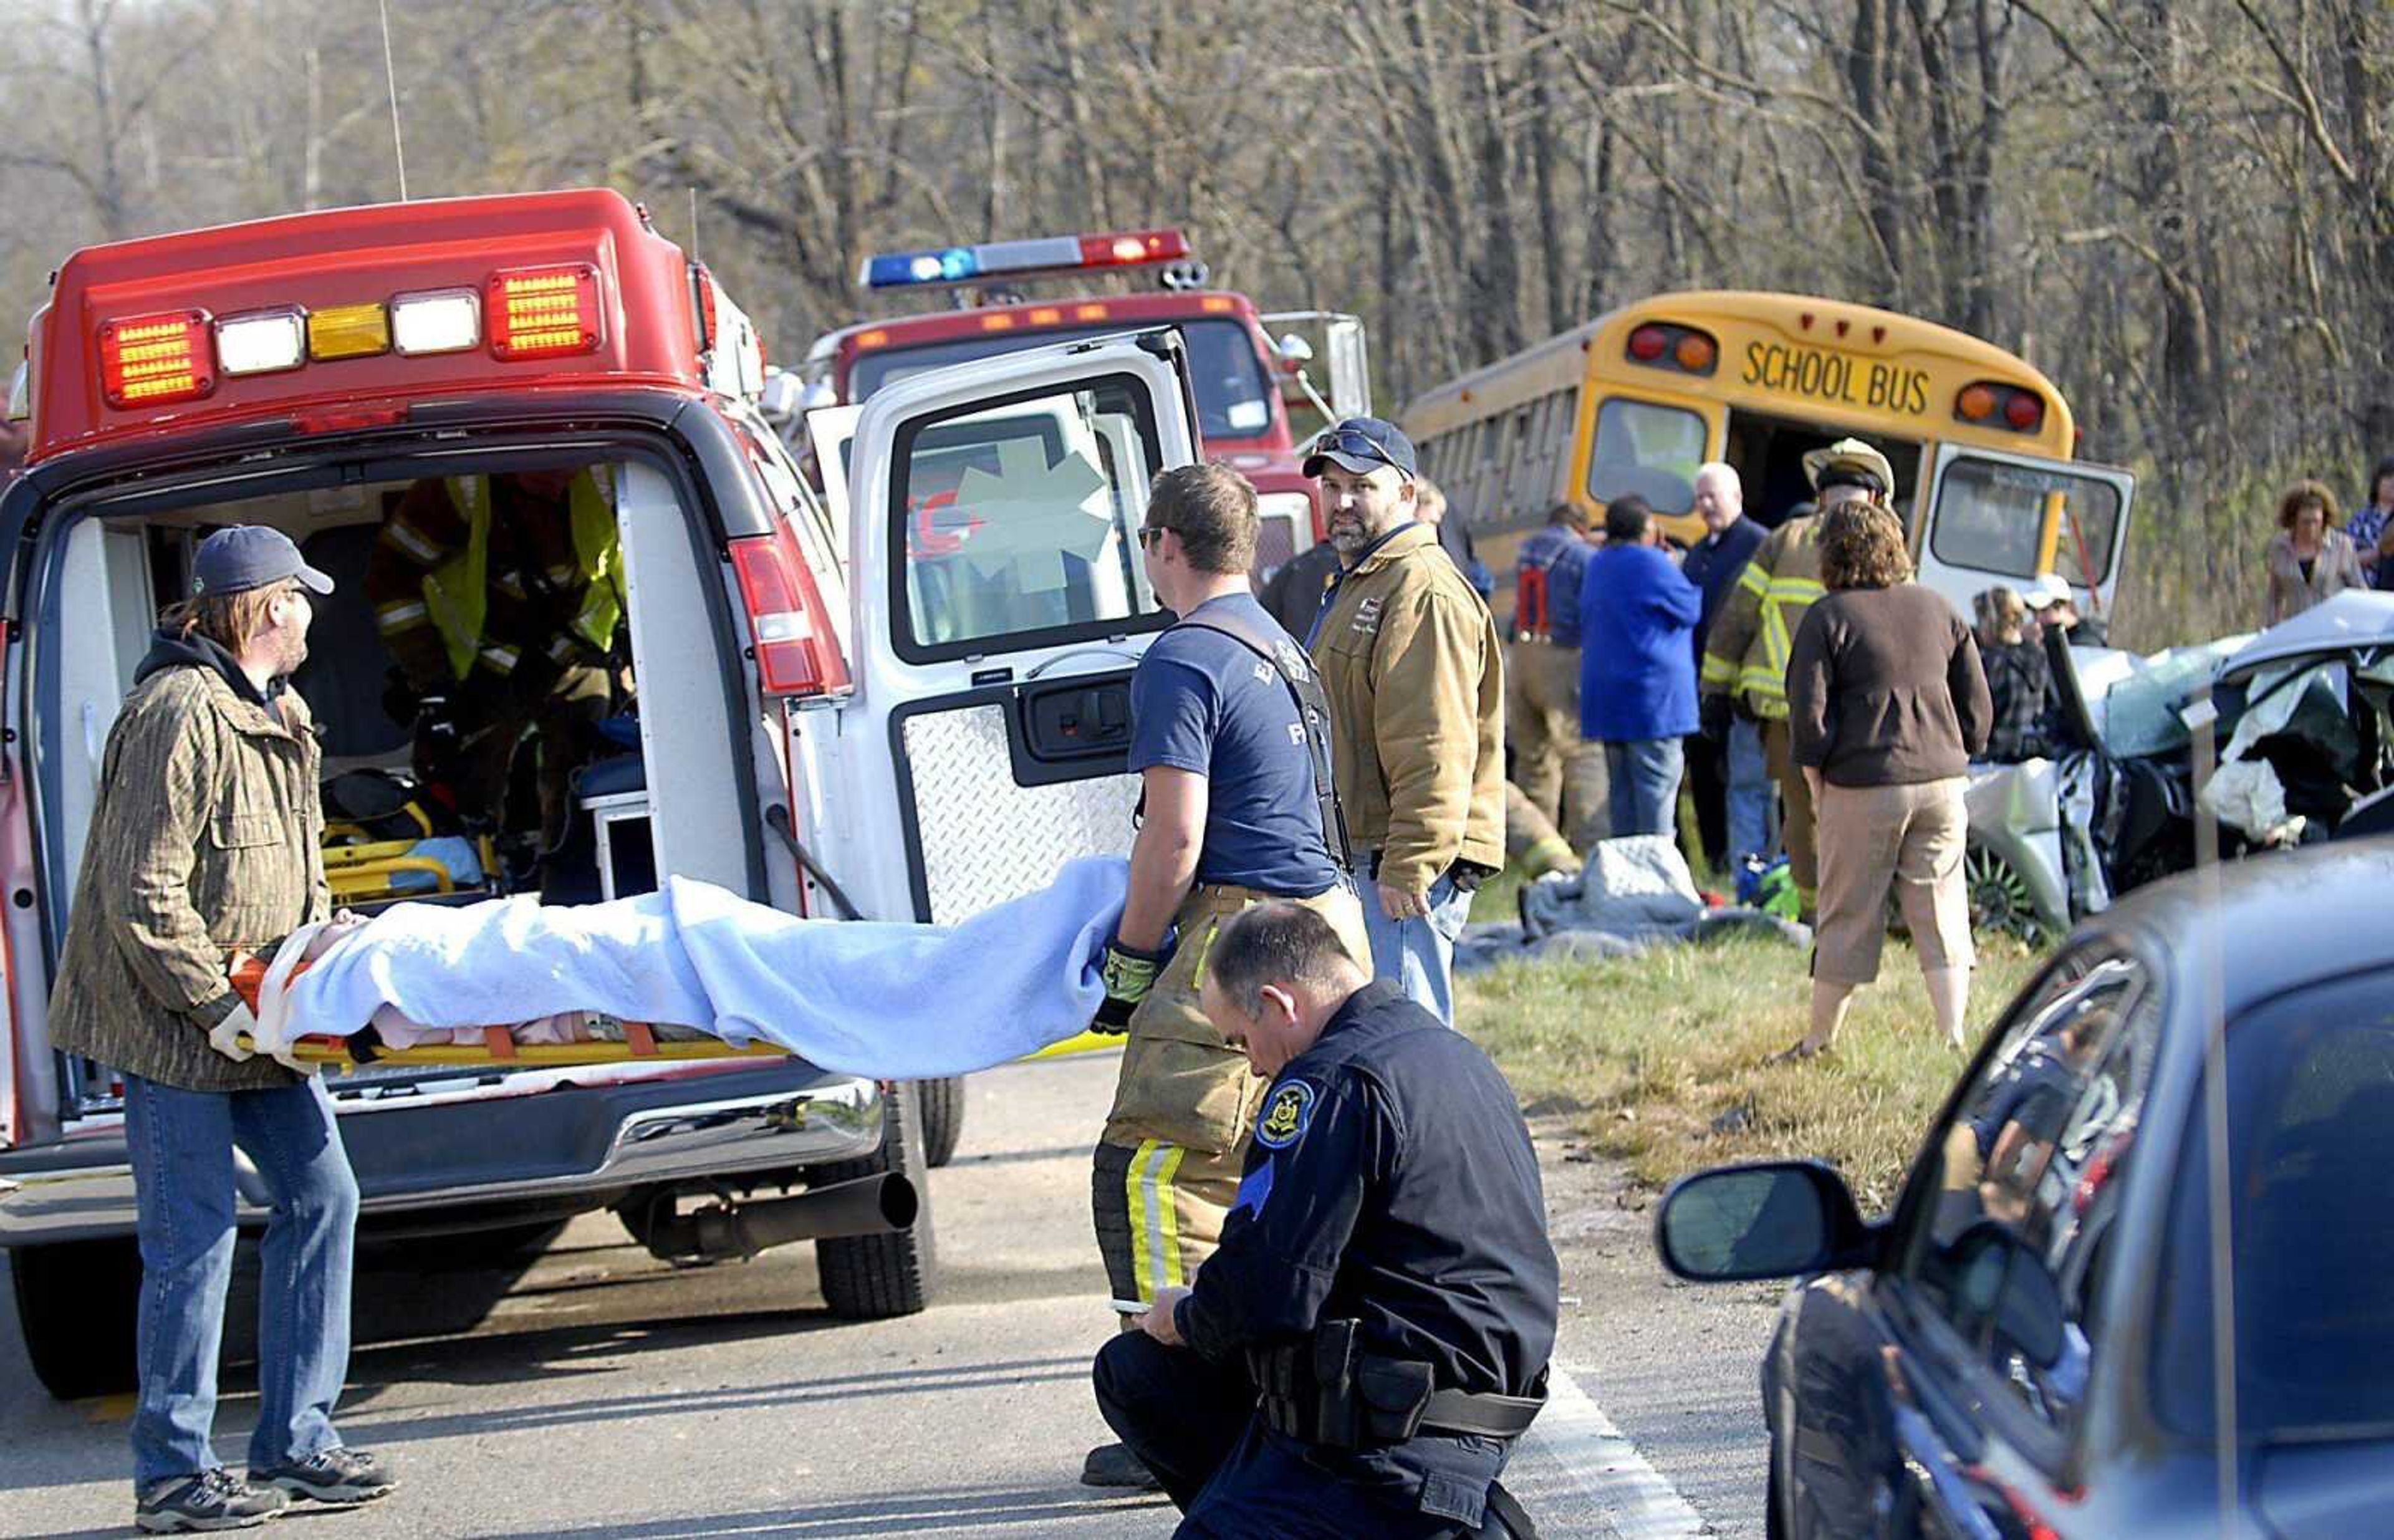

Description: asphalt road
[0,1050,1778,1539]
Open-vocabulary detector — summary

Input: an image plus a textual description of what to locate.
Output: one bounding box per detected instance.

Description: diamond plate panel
[901,703,1138,923]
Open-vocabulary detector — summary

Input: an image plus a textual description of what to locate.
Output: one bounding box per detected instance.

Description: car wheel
[919,1076,966,1168]
[1964,841,2045,945]
[814,1081,938,1318]
[11,1237,142,1400]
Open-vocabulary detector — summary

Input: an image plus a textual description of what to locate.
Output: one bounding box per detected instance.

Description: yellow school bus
[1399,291,2135,627]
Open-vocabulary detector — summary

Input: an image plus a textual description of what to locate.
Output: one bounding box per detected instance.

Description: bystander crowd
[2264,478,2365,625]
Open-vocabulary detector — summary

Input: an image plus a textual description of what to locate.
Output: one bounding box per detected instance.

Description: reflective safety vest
[1698,515,1825,720]
[418,469,621,683]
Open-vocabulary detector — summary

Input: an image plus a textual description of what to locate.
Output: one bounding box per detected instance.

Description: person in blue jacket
[1579,494,1702,839]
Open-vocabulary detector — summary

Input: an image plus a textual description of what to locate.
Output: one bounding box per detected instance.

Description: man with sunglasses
[1303,418,1504,1026]
[1081,463,1371,1492]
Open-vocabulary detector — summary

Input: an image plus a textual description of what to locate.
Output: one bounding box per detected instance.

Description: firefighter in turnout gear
[364,468,625,852]
[1083,464,1370,1494]
[1698,438,1896,920]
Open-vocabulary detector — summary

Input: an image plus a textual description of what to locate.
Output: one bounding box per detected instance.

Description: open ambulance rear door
[792,330,1198,930]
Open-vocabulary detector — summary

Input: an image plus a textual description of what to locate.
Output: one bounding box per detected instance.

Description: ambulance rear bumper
[0,1060,884,1246]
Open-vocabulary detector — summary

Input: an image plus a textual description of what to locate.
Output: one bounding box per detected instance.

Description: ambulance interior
[42,455,716,930]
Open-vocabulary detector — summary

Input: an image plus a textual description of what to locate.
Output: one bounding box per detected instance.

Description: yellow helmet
[1801,437,1896,498]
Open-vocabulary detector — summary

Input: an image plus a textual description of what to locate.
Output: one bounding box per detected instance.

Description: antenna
[378,0,409,201]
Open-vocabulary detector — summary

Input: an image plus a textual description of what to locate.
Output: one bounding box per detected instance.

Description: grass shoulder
[1459,931,2046,1210]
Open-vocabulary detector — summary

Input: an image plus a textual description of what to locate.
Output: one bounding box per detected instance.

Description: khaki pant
[1506,640,1607,851]
[1761,718,1817,908]
[1094,880,1370,1306]
[1812,777,1974,986]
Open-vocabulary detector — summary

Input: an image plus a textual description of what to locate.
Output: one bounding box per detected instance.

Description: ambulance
[0,190,1212,1397]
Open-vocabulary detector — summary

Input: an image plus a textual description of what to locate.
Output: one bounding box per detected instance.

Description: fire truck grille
[900,703,1138,924]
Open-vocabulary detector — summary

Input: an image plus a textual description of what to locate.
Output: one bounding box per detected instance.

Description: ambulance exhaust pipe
[633,1174,918,1263]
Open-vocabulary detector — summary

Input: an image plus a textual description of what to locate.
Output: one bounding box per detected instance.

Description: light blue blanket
[275,858,1129,1079]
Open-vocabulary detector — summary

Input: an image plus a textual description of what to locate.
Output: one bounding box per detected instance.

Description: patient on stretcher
[247,913,709,1053]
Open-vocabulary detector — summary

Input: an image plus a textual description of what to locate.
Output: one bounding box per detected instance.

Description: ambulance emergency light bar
[94,263,605,410]
[859,228,1190,291]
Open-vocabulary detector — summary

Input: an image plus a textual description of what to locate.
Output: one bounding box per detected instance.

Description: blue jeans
[123,1073,358,1486]
[1603,737,1686,838]
[1358,864,1473,1026]
[1726,718,1771,867]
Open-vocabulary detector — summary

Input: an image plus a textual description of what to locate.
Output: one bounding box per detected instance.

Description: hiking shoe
[1079,1440,1161,1491]
[135,1469,286,1532]
[248,1448,395,1506]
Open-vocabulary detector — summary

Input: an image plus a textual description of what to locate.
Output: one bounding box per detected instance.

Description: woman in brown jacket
[1780,504,1991,1058]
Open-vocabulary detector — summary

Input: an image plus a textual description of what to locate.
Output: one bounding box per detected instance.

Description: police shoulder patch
[1254,1078,1317,1150]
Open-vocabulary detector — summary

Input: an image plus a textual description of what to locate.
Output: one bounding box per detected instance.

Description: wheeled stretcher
[225,950,790,1072]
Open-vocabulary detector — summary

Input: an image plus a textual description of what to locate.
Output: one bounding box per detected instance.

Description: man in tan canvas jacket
[48,526,393,1531]
[1301,418,1504,1025]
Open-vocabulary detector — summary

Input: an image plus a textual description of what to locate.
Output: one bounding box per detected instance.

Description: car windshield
[850,319,1276,443]
[2153,971,2394,1440]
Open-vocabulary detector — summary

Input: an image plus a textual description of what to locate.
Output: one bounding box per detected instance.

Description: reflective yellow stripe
[1736,564,1769,596]
[479,644,521,675]
[1767,577,1825,601]
[374,600,430,633]
[547,634,580,663]
[1699,652,1739,686]
[383,518,441,564]
[1127,1138,1189,1302]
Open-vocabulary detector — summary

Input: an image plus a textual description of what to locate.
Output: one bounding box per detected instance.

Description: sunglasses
[1137,525,1170,550]
[1316,423,1401,473]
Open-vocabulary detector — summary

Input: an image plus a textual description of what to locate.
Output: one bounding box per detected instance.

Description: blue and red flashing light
[859,228,1190,291]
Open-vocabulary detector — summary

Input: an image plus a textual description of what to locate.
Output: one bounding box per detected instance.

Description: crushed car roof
[2221,589,2394,680]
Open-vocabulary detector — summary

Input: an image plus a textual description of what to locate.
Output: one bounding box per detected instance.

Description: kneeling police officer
[1094,903,1559,1538]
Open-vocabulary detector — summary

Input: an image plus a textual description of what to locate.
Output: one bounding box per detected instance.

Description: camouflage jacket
[47,642,329,1092]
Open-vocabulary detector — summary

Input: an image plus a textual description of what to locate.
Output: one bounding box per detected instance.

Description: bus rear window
[1586,398,1705,516]
[1930,457,2122,582]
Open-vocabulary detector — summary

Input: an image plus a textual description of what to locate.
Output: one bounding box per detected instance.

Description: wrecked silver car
[1966,590,2394,938]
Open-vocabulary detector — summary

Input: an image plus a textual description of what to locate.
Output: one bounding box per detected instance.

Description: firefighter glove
[1092,938,1168,1034]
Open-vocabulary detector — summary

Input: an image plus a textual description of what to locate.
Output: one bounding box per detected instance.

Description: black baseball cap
[191,526,334,599]
[1303,417,1418,480]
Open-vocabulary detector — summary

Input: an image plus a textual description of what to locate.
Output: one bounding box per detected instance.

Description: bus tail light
[1625,321,1718,376]
[1955,380,2045,434]
[392,290,480,355]
[487,264,603,360]
[729,528,851,700]
[214,309,306,377]
[99,310,213,407]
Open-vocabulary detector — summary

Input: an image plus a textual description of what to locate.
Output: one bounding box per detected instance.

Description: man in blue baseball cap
[1301,419,1506,1026]
[47,525,396,1530]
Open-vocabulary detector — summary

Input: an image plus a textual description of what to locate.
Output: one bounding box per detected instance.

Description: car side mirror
[1655,1160,1874,1283]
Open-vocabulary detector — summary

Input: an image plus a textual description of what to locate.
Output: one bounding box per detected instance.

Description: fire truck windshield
[852,319,1276,441]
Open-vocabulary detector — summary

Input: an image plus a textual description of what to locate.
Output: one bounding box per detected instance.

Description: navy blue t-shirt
[1128,593,1342,897]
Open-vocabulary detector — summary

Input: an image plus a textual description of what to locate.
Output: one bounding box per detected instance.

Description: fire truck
[0,190,1222,1398]
[787,228,1371,580]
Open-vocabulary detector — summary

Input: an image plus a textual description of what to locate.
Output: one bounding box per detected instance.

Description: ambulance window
[1931,458,2122,582]
[890,373,1168,661]
[1587,398,1704,516]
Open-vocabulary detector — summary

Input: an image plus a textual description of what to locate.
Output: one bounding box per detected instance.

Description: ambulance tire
[11,1236,142,1401]
[815,1080,938,1319]
[920,1076,966,1168]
